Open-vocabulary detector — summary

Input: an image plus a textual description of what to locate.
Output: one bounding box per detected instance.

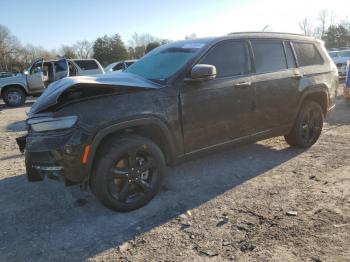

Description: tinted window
[55,60,67,73]
[252,40,287,73]
[125,61,135,67]
[284,42,296,68]
[113,62,125,71]
[74,60,99,70]
[200,41,249,78]
[293,42,323,66]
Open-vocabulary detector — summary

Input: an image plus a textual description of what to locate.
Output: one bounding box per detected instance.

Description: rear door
[250,39,301,132]
[180,40,255,153]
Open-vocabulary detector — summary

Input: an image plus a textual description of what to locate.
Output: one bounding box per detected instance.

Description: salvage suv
[17,32,337,212]
[0,58,104,107]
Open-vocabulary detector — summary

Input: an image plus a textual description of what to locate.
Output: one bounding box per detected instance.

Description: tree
[74,40,93,59]
[262,25,272,32]
[93,34,129,66]
[128,33,161,58]
[316,10,337,39]
[185,33,197,39]
[0,24,21,71]
[317,10,329,38]
[145,42,160,54]
[59,45,76,59]
[323,25,350,48]
[299,18,314,36]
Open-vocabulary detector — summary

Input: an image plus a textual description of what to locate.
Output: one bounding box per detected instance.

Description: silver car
[0,58,104,107]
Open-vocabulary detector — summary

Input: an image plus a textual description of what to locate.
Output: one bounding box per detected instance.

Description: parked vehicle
[344,61,350,100]
[0,58,104,107]
[0,72,15,79]
[104,59,137,73]
[328,49,350,76]
[16,32,337,212]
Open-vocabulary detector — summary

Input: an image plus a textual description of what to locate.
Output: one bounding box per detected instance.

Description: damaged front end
[16,73,160,185]
[16,114,89,185]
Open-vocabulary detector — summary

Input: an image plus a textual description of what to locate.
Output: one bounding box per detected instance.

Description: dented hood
[29,72,160,115]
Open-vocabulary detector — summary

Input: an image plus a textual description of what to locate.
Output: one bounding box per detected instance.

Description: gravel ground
[0,87,349,262]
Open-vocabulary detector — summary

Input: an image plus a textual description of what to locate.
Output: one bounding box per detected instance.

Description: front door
[180,40,255,153]
[26,59,44,91]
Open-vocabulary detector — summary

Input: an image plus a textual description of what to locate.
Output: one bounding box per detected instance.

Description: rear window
[293,42,323,67]
[74,60,99,70]
[251,40,287,73]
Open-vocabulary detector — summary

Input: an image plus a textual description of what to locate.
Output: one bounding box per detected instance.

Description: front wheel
[2,87,26,107]
[284,101,324,148]
[91,135,166,212]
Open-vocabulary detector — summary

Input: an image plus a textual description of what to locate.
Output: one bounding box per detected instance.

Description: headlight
[27,116,78,132]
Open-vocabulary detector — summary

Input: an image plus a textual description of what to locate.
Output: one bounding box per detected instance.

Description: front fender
[86,117,178,172]
[0,76,29,94]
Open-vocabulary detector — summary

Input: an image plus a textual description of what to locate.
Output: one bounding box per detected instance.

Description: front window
[124,41,209,83]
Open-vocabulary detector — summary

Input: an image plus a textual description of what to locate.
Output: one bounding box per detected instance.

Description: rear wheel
[91,135,166,212]
[2,87,26,107]
[284,101,324,148]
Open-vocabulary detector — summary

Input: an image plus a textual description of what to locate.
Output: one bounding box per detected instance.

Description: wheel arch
[86,117,178,174]
[298,86,329,117]
[0,84,28,97]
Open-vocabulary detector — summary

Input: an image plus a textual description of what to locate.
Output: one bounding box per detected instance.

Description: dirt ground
[0,85,349,262]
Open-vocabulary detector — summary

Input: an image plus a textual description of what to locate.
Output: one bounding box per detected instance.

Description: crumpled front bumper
[16,128,90,185]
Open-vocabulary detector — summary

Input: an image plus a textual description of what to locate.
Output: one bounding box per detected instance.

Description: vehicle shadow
[6,120,27,132]
[0,141,305,261]
[0,100,35,112]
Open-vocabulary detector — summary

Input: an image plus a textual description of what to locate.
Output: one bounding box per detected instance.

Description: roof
[223,31,317,41]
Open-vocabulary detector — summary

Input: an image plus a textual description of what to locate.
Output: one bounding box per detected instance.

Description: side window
[251,40,287,73]
[293,42,323,67]
[200,41,249,78]
[30,63,42,74]
[55,60,67,73]
[284,41,296,68]
[113,62,125,71]
[74,60,99,70]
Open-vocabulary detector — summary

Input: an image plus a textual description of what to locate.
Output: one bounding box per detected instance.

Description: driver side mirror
[185,64,216,83]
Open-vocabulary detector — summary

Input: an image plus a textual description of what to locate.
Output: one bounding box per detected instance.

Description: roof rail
[227,31,307,37]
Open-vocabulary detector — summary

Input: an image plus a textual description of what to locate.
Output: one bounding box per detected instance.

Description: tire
[284,101,324,148]
[91,134,166,212]
[2,87,26,107]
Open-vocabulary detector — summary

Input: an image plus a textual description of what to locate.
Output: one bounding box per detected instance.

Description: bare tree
[128,33,159,48]
[59,45,76,59]
[317,10,328,38]
[74,40,93,59]
[262,25,271,32]
[185,33,197,39]
[0,24,21,71]
[299,18,314,36]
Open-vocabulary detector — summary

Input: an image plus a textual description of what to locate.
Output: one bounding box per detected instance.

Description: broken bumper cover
[16,128,90,185]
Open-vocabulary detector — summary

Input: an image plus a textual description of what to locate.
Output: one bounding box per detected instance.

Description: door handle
[234,81,251,88]
[291,73,303,80]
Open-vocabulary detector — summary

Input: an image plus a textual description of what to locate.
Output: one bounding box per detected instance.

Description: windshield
[124,41,209,82]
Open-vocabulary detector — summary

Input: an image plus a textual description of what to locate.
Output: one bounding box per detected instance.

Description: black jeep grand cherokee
[17,32,337,211]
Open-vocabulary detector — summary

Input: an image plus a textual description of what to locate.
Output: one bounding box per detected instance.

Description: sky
[0,0,349,50]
